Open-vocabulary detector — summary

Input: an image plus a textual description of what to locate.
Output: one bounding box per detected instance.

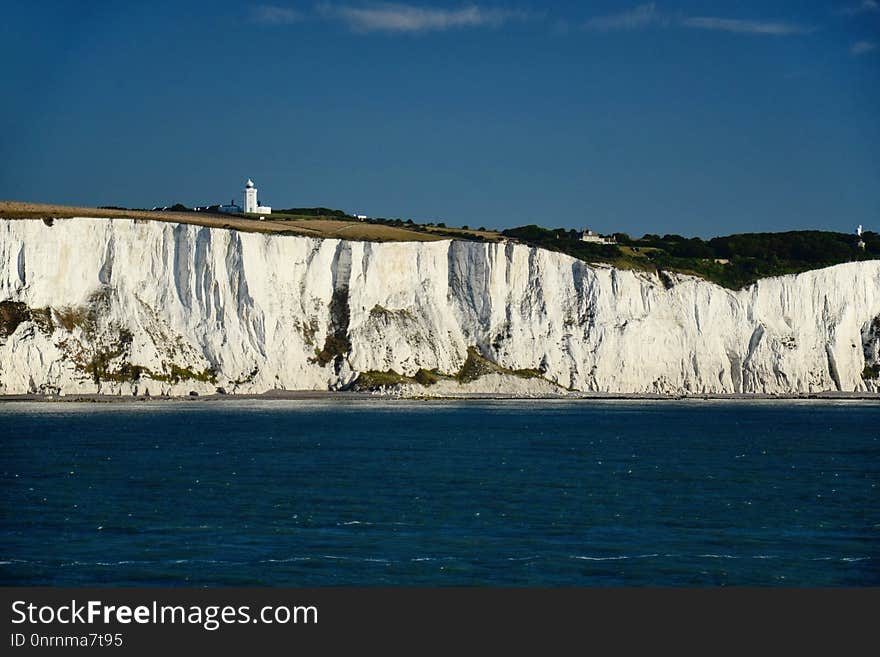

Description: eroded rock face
[1,217,879,395]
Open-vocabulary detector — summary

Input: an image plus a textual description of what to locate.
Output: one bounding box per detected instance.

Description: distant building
[243,178,271,216]
[218,199,242,214]
[579,228,616,245]
[857,224,866,250]
[355,214,368,221]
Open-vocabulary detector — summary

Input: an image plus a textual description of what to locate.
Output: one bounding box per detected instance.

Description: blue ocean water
[1,399,877,586]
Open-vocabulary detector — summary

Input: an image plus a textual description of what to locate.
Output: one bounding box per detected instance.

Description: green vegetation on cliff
[501,226,879,289]
[352,347,546,391]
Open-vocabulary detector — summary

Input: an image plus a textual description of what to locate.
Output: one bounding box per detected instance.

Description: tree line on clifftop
[500,225,879,290]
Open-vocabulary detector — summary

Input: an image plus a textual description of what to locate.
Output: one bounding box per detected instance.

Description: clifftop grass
[0,201,492,243]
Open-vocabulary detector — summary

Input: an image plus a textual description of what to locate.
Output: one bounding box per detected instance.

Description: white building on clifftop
[217,178,271,216]
[243,178,271,215]
[579,228,615,245]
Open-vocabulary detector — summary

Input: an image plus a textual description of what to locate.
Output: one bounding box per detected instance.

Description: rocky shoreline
[2,389,878,403]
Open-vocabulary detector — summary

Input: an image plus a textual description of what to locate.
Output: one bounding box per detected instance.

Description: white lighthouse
[243,178,271,216]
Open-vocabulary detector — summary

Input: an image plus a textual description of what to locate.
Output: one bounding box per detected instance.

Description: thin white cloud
[839,1,880,16]
[584,2,665,31]
[851,40,877,54]
[681,16,814,36]
[251,4,304,25]
[319,3,527,33]
[584,4,813,36]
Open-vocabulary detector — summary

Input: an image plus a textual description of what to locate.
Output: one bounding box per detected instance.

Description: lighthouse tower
[243,179,258,213]
[242,178,271,216]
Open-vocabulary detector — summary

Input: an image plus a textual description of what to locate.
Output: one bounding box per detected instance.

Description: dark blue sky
[1,1,877,237]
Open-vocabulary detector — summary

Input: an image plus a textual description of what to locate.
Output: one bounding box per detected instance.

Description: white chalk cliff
[1,217,879,396]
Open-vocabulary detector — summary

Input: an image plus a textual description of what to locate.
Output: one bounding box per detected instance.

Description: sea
[1,399,877,586]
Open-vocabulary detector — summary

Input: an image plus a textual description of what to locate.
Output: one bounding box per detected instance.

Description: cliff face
[1,218,879,395]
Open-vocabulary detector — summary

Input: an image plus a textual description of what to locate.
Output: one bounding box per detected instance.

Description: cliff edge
[2,218,879,396]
